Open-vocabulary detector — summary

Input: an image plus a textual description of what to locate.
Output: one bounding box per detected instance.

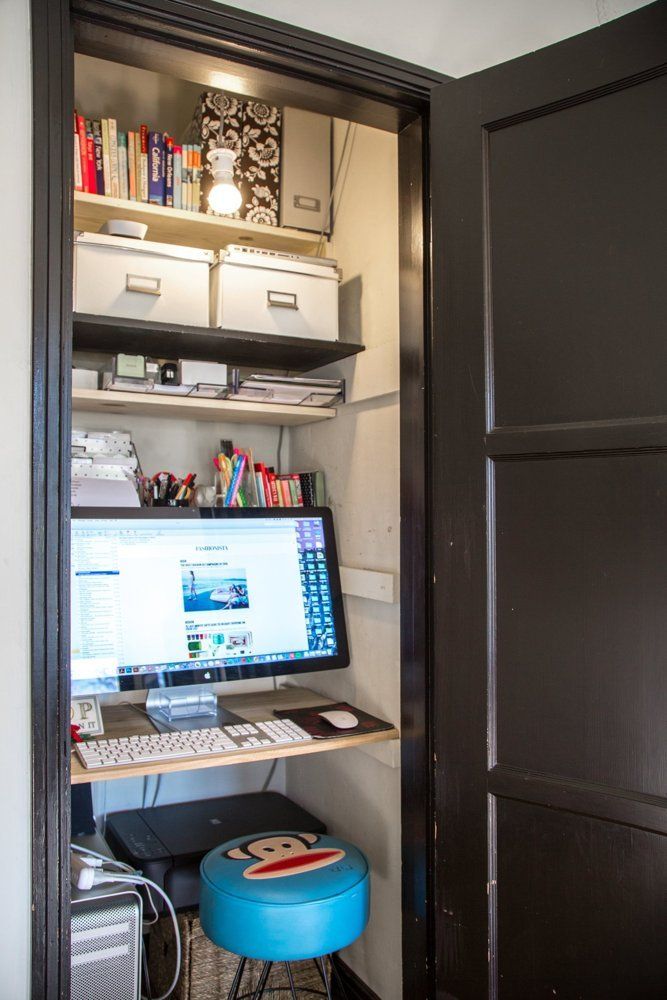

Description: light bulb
[207,146,242,216]
[208,179,243,214]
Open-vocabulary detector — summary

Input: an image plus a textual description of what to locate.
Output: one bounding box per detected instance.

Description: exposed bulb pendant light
[207,93,243,215]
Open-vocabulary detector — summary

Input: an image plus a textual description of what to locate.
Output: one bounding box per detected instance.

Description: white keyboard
[75,718,312,770]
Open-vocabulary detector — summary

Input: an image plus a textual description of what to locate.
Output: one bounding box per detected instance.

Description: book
[148,130,165,205]
[108,117,119,198]
[73,112,82,192]
[118,132,129,201]
[268,471,280,507]
[173,145,182,209]
[85,120,97,194]
[182,144,190,211]
[164,134,174,207]
[76,113,89,192]
[127,130,136,200]
[291,474,304,505]
[192,145,201,212]
[92,120,104,195]
[101,118,111,195]
[139,125,149,202]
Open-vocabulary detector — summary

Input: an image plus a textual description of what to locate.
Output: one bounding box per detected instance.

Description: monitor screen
[71,507,349,696]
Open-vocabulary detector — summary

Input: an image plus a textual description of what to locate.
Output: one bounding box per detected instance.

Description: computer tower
[71,884,143,1000]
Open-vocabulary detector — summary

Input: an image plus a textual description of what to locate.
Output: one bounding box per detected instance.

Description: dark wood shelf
[72,314,365,372]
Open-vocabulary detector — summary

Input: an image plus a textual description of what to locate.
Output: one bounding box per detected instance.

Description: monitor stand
[145,685,245,733]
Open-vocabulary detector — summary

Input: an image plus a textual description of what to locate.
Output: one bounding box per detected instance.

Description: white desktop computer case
[71,885,143,1000]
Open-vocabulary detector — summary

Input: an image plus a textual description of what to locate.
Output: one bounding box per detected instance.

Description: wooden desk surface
[71,687,399,784]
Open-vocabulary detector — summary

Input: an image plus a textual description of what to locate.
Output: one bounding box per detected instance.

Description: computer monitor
[71,507,349,729]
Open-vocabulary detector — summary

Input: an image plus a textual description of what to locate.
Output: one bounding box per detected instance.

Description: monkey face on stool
[225,833,346,880]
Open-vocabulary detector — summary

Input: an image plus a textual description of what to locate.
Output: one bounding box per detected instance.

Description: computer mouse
[318,709,359,730]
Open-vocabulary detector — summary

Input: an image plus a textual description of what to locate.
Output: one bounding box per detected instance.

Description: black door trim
[30,2,443,996]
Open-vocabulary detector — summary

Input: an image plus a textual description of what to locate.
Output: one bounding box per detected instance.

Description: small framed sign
[71,695,104,736]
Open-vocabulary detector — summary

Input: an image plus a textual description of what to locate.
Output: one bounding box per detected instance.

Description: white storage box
[74,232,213,326]
[210,245,340,341]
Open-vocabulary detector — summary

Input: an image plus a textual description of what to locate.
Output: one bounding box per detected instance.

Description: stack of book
[73,111,203,211]
[214,442,325,508]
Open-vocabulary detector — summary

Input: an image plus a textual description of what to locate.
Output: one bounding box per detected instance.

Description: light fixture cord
[317,120,357,257]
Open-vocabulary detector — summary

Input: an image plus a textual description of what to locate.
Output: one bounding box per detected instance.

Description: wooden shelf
[74,191,329,255]
[72,387,336,426]
[71,687,399,784]
[73,313,365,372]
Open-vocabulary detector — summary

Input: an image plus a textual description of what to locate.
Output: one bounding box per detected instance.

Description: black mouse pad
[273,702,395,739]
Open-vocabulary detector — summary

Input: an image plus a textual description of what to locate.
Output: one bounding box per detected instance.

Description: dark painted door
[430,4,667,997]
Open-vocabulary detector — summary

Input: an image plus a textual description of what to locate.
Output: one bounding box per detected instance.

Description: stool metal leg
[329,956,349,1000]
[228,956,247,1000]
[251,961,273,1000]
[284,962,298,1000]
[314,957,333,1000]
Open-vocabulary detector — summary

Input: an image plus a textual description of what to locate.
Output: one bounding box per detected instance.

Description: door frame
[29,1,446,996]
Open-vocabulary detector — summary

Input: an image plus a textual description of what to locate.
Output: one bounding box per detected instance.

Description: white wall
[0,0,31,997]
[285,120,402,1000]
[219,0,651,76]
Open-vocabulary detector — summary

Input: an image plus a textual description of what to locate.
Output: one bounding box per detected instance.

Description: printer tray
[105,791,326,911]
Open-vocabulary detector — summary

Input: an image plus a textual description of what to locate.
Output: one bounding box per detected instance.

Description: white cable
[70,843,135,872]
[71,846,181,1000]
[104,873,181,1000]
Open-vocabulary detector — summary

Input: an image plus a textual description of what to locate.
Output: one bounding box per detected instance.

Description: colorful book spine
[148,131,165,205]
[127,131,136,201]
[85,121,97,194]
[256,464,272,507]
[101,118,111,195]
[73,112,82,192]
[76,113,89,192]
[118,132,129,200]
[182,144,190,211]
[139,125,149,203]
[268,471,280,507]
[173,146,182,210]
[279,479,291,507]
[192,145,201,212]
[92,120,104,195]
[289,474,304,506]
[164,134,174,208]
[108,118,119,198]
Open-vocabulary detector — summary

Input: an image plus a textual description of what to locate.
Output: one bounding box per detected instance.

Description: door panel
[430,4,667,997]
[497,800,667,1000]
[495,453,667,796]
[489,73,667,427]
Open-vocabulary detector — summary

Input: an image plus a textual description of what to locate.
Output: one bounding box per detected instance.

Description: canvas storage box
[210,245,339,341]
[74,231,213,326]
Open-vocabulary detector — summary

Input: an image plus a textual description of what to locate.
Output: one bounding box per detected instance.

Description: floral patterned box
[190,92,281,226]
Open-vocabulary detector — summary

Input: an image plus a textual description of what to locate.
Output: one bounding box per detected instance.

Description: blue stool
[200,830,370,999]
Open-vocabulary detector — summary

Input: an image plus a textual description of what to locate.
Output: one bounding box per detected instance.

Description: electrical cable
[316,121,357,257]
[261,677,280,792]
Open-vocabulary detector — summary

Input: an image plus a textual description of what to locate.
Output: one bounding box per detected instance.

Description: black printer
[105,791,326,911]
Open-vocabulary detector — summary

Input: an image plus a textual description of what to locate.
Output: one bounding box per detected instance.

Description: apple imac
[70,507,349,730]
